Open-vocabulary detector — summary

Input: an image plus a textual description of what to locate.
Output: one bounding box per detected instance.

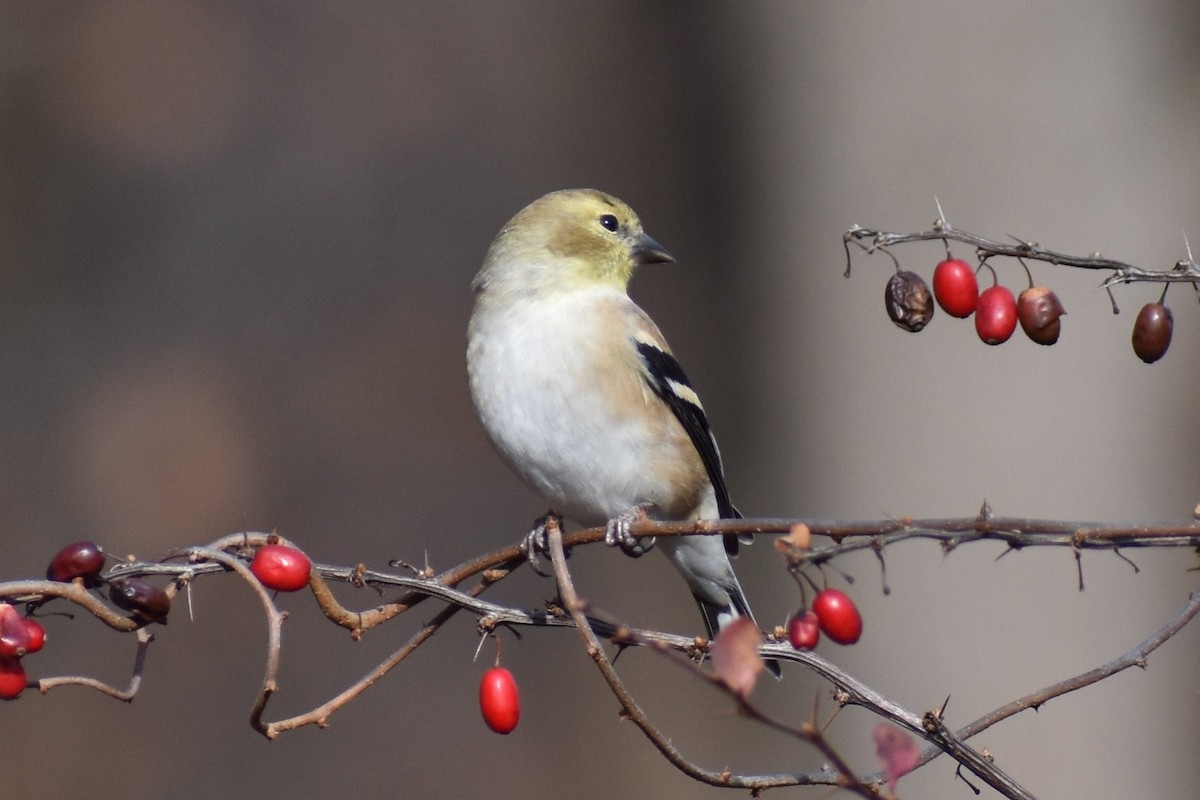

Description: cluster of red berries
[787,588,862,651]
[886,257,1065,347]
[886,255,1177,361]
[1,540,176,700]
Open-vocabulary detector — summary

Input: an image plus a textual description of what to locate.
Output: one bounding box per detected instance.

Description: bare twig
[35,627,154,700]
[953,588,1200,741]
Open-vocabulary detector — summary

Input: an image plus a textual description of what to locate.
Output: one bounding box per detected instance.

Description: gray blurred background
[2,3,1198,798]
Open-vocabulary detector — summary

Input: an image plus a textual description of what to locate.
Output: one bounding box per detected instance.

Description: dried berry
[108,578,171,624]
[1017,286,1065,345]
[884,271,934,332]
[47,540,105,586]
[1131,302,1173,363]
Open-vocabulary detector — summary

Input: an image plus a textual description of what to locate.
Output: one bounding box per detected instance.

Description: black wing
[635,341,745,555]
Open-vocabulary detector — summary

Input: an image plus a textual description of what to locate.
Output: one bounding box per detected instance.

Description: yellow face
[477,189,673,297]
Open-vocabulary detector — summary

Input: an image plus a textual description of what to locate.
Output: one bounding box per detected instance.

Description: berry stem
[1018,257,1035,289]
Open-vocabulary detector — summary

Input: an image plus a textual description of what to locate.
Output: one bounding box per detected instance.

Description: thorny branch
[844,220,1200,302]
[547,518,1035,799]
[3,514,1198,796]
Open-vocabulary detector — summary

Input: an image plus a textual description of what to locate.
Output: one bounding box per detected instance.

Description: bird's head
[475,189,674,299]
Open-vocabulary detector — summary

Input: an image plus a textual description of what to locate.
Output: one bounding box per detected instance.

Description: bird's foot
[522,511,564,577]
[604,503,656,558]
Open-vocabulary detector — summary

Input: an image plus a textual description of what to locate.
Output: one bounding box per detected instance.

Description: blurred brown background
[2,3,1198,798]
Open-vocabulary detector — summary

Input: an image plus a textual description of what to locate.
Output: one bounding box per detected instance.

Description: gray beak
[632,233,675,265]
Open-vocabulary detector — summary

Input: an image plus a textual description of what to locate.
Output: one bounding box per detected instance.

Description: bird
[467,188,777,675]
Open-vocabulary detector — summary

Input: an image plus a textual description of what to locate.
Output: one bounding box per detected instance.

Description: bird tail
[693,589,783,679]
[658,534,782,678]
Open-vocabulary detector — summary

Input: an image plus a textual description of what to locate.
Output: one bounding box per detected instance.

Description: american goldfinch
[468,188,776,673]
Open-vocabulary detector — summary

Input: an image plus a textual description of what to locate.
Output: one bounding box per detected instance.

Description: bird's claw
[604,505,656,558]
[522,512,563,577]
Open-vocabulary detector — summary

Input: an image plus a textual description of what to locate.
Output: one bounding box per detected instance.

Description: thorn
[994,545,1016,561]
[1185,231,1194,264]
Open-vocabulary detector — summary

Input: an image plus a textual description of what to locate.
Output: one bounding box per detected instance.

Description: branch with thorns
[844,204,1200,313]
[3,509,1198,796]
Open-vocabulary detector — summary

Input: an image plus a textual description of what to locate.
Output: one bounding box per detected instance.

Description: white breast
[468,288,693,525]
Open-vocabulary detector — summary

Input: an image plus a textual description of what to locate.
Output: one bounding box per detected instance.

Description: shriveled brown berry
[108,578,171,624]
[1017,286,1065,345]
[1131,302,1173,363]
[884,271,934,332]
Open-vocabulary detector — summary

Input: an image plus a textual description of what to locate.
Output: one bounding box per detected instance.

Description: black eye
[599,214,619,232]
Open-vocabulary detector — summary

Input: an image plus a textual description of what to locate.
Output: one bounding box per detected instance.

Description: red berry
[250,545,313,592]
[1131,302,1173,363]
[812,589,863,645]
[47,540,105,586]
[479,666,520,734]
[974,285,1018,345]
[20,619,45,654]
[0,605,31,658]
[787,610,820,650]
[108,578,171,623]
[0,657,26,700]
[932,258,979,318]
